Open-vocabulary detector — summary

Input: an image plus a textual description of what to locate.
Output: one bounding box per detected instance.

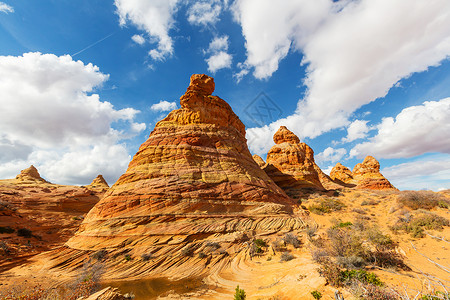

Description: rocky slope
[0,167,106,271]
[31,74,308,281]
[330,156,396,190]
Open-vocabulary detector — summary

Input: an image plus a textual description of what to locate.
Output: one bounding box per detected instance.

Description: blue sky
[0,0,449,190]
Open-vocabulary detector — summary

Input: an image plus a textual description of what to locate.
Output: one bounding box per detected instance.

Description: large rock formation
[261,126,325,196]
[330,156,396,190]
[15,165,48,183]
[56,74,305,279]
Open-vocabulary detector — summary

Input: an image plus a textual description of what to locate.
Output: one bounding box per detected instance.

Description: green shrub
[253,239,267,247]
[234,285,246,300]
[340,269,383,287]
[391,212,449,238]
[124,254,132,261]
[311,290,322,299]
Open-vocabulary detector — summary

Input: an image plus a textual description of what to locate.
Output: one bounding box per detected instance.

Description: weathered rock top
[273,126,300,144]
[186,73,215,95]
[15,165,47,183]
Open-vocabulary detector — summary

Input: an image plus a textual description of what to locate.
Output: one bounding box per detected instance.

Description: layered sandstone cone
[87,175,109,192]
[330,156,396,190]
[57,74,305,279]
[261,126,325,196]
[15,165,48,183]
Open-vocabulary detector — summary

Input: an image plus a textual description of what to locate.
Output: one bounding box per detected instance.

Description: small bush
[336,221,353,228]
[124,254,132,261]
[311,290,322,299]
[250,239,267,256]
[141,253,153,261]
[271,239,286,252]
[0,226,15,234]
[17,228,32,238]
[398,191,449,210]
[308,198,345,214]
[283,233,301,248]
[198,252,207,259]
[280,251,294,262]
[253,239,267,247]
[91,249,107,261]
[361,199,379,206]
[341,269,383,287]
[234,285,246,300]
[391,212,449,238]
[306,225,318,240]
[318,259,342,286]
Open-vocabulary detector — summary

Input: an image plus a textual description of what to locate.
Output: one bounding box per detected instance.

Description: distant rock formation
[330,156,396,190]
[15,165,48,183]
[330,163,354,186]
[262,126,325,196]
[61,74,306,280]
[0,169,105,267]
[87,175,109,191]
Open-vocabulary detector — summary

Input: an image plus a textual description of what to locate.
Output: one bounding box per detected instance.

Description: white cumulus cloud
[114,0,179,61]
[205,35,232,73]
[0,2,13,13]
[342,120,370,143]
[150,100,177,112]
[131,34,145,45]
[316,147,347,163]
[187,0,222,26]
[350,98,450,159]
[236,0,450,155]
[0,52,146,185]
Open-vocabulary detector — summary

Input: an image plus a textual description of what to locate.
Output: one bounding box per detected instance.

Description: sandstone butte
[0,166,106,271]
[34,74,309,281]
[260,126,340,197]
[330,156,397,190]
[87,174,110,192]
